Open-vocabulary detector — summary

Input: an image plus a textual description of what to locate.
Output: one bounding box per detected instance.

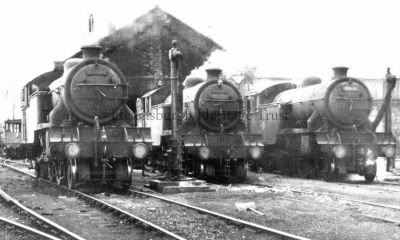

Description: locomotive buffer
[149,41,211,193]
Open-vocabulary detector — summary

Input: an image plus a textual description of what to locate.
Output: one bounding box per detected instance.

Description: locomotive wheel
[364,162,377,183]
[255,158,273,173]
[324,157,337,181]
[297,157,315,178]
[115,160,132,191]
[115,160,129,181]
[55,161,66,185]
[191,160,205,179]
[287,151,299,176]
[234,162,247,183]
[364,174,376,183]
[34,160,40,179]
[295,157,307,178]
[67,158,78,189]
[48,162,55,182]
[37,162,48,180]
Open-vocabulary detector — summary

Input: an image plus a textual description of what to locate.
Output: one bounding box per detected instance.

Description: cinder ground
[3,159,400,240]
[0,165,166,240]
[95,192,279,240]
[130,159,400,240]
[0,203,31,240]
[158,183,400,240]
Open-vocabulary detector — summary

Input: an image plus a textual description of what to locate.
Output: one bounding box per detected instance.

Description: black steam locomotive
[21,45,151,189]
[244,67,397,182]
[138,68,263,182]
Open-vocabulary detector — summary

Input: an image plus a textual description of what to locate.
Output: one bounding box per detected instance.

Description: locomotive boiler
[23,45,151,189]
[244,67,397,182]
[138,68,263,182]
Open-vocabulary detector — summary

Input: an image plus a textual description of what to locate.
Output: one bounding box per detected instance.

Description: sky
[0,0,399,121]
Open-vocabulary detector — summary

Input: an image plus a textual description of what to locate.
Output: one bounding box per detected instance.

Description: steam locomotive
[21,45,151,189]
[244,67,397,182]
[138,68,263,182]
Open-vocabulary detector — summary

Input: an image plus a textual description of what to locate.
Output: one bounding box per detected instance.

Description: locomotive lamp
[365,148,374,158]
[383,146,396,158]
[333,145,346,159]
[100,127,107,141]
[199,146,210,160]
[65,143,80,158]
[249,146,263,159]
[365,158,376,166]
[133,143,148,159]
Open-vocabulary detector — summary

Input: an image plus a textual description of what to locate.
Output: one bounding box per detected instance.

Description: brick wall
[97,7,222,110]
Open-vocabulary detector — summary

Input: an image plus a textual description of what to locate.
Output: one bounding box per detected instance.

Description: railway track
[127,189,311,240]
[258,172,400,192]
[0,162,184,240]
[0,188,86,240]
[251,182,400,211]
[5,159,398,239]
[245,181,400,224]
[272,195,400,225]
[2,159,31,166]
[0,216,61,240]
[380,180,400,186]
[2,161,311,240]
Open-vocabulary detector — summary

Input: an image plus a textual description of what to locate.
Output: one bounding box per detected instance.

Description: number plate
[343,86,358,91]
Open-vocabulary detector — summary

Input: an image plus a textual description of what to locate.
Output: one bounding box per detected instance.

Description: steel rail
[0,216,61,240]
[380,180,400,186]
[249,182,400,211]
[1,159,31,166]
[3,162,398,234]
[0,162,185,240]
[254,172,400,190]
[0,188,86,240]
[275,196,400,225]
[130,190,311,240]
[64,187,185,240]
[363,185,400,193]
[0,162,35,177]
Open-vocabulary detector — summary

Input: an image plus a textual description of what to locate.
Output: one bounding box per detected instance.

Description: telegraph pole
[169,40,183,179]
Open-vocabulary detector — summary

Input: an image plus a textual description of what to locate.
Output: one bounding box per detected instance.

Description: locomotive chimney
[206,68,222,81]
[332,66,349,80]
[53,61,64,71]
[81,45,102,60]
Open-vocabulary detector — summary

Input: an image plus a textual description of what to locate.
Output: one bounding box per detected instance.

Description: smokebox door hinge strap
[94,116,99,168]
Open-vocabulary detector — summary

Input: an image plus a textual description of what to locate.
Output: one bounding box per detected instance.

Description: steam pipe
[372,68,397,131]
[169,40,183,178]
[307,110,320,132]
